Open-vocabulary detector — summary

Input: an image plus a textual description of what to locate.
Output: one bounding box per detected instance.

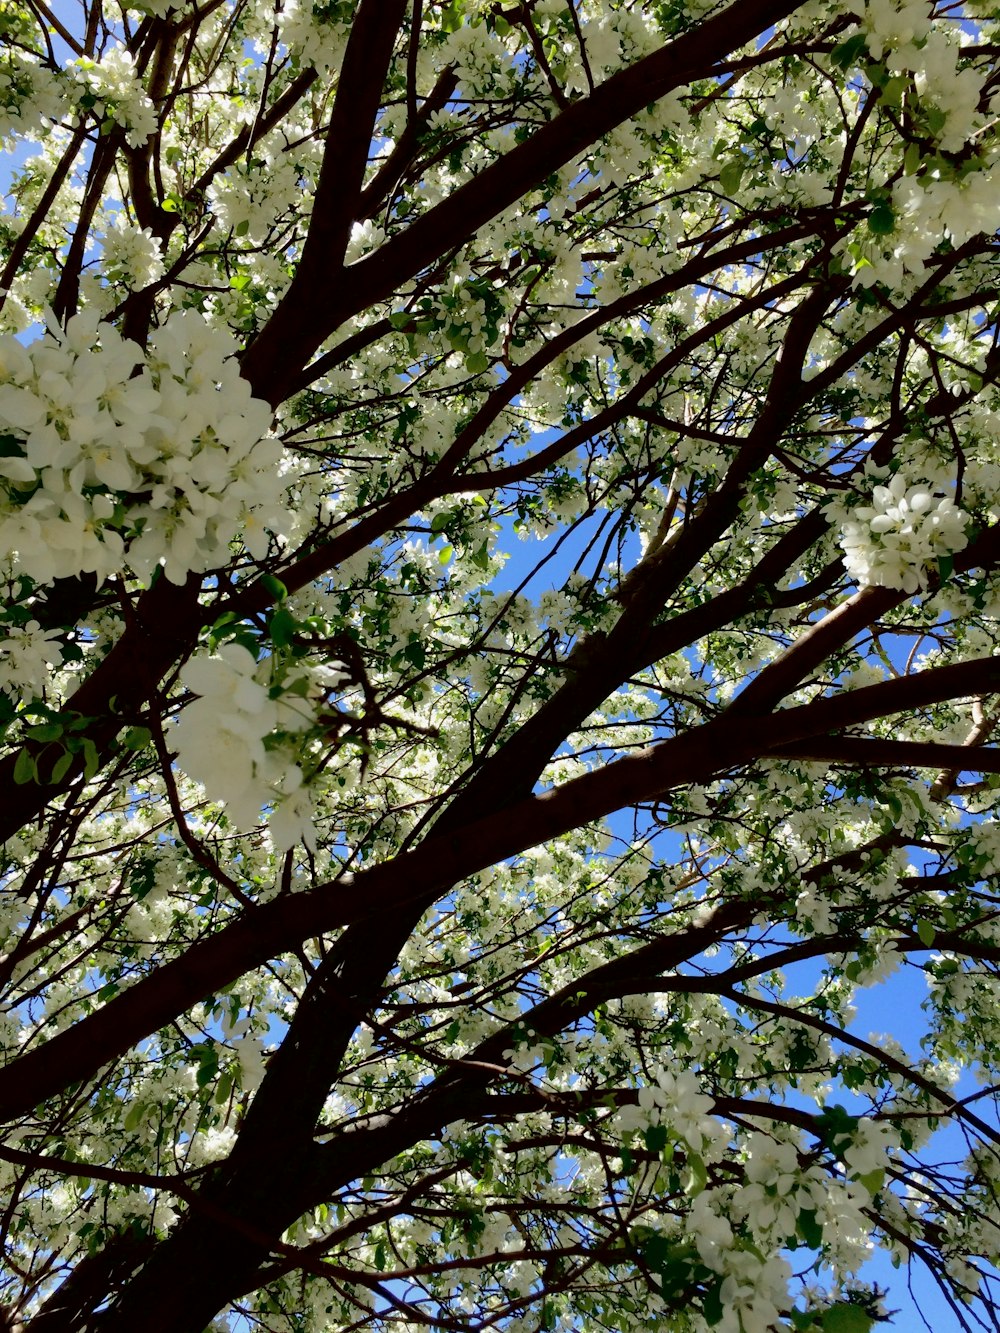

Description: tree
[3,0,1000,1327]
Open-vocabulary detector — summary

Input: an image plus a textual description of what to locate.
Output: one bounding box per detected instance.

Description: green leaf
[261,573,288,602]
[124,1101,146,1132]
[50,751,74,784]
[14,749,37,785]
[26,722,63,742]
[719,159,745,195]
[235,219,250,237]
[867,204,895,235]
[81,738,100,780]
[123,726,152,752]
[796,1208,824,1250]
[440,0,463,32]
[438,544,453,565]
[790,1310,818,1331]
[904,141,921,175]
[815,1104,858,1151]
[821,1304,874,1333]
[683,1152,708,1196]
[702,1278,725,1327]
[925,104,947,135]
[937,553,954,583]
[830,32,868,69]
[269,607,298,649]
[857,1167,885,1197]
[193,1045,219,1088]
[644,1123,668,1155]
[916,919,936,947]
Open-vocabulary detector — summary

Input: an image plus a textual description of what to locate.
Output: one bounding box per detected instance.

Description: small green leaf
[925,104,947,135]
[881,74,908,107]
[857,1167,885,1197]
[13,748,37,785]
[821,1304,874,1333]
[904,141,921,175]
[867,204,895,235]
[719,159,745,195]
[916,919,936,947]
[26,722,63,742]
[260,573,288,602]
[796,1208,824,1250]
[830,32,868,69]
[644,1123,668,1155]
[123,726,152,752]
[440,0,462,32]
[51,751,74,783]
[193,1045,219,1088]
[438,544,454,565]
[937,553,954,582]
[702,1279,725,1327]
[269,607,298,649]
[124,1101,146,1131]
[683,1152,708,1197]
[790,1310,818,1331]
[81,737,100,780]
[235,219,250,237]
[404,639,426,670]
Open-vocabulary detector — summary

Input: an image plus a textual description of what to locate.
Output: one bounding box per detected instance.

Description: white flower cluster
[0,309,289,586]
[345,219,386,265]
[857,0,932,62]
[615,1068,729,1162]
[0,618,63,701]
[0,53,64,141]
[173,644,347,852]
[839,1116,896,1179]
[96,215,165,292]
[839,477,969,594]
[858,2,981,152]
[71,49,156,148]
[277,0,350,74]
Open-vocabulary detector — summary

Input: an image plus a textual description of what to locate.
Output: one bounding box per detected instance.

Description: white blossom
[0,310,289,587]
[839,476,969,593]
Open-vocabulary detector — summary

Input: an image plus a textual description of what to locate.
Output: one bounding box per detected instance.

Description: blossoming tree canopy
[6,0,1000,1330]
